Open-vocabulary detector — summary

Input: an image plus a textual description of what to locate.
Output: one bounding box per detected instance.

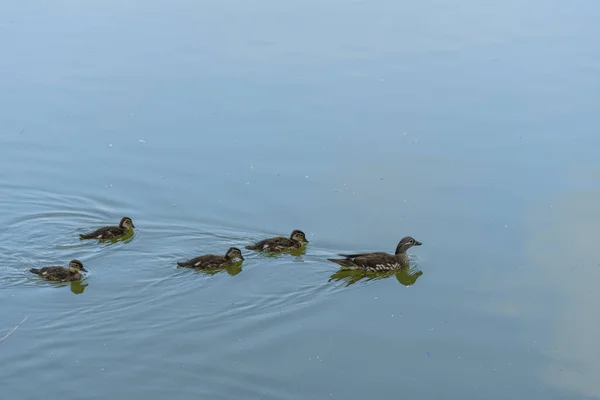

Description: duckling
[79,217,135,240]
[245,230,309,252]
[177,247,244,270]
[29,260,87,282]
[328,236,422,272]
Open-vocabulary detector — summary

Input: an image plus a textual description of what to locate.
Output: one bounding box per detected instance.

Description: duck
[79,217,135,240]
[177,247,244,270]
[29,260,87,282]
[328,236,422,272]
[245,230,309,252]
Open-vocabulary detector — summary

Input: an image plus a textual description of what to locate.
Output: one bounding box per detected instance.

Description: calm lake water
[2,0,600,398]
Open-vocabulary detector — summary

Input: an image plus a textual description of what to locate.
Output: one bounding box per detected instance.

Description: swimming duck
[245,230,309,252]
[79,217,135,240]
[29,260,87,282]
[328,236,422,272]
[177,247,244,269]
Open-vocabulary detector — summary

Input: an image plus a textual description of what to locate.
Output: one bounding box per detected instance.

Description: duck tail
[176,261,188,267]
[29,268,41,275]
[79,234,88,239]
[327,258,358,270]
[244,245,257,250]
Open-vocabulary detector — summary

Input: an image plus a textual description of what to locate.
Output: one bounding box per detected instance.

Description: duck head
[395,236,422,254]
[119,217,135,230]
[290,230,309,244]
[69,259,88,273]
[225,247,244,261]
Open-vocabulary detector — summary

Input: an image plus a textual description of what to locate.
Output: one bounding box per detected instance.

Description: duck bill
[80,267,88,272]
[414,241,422,246]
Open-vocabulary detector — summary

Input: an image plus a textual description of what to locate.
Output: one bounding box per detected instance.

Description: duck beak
[81,267,88,272]
[415,241,422,246]
[239,255,245,260]
[131,223,136,228]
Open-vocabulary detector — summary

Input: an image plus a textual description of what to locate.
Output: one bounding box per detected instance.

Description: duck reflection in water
[195,262,243,277]
[329,267,423,287]
[256,246,307,259]
[70,280,88,294]
[39,280,89,294]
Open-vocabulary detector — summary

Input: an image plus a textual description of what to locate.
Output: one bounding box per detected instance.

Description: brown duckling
[29,260,87,282]
[328,236,422,272]
[177,247,244,270]
[245,230,309,252]
[79,217,135,240]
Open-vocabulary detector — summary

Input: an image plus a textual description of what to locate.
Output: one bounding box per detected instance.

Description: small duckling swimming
[29,260,87,282]
[79,217,135,240]
[245,230,309,252]
[177,247,244,270]
[328,236,422,272]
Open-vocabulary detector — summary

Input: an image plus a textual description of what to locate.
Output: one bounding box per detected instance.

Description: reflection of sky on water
[525,187,600,398]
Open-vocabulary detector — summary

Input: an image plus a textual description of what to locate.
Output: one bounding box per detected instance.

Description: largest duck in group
[328,236,422,272]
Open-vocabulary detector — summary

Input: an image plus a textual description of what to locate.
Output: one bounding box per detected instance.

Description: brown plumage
[328,236,422,272]
[29,260,87,282]
[177,247,244,269]
[245,230,309,252]
[79,217,135,240]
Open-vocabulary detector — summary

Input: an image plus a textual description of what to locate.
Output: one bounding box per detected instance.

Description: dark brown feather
[29,266,82,282]
[330,237,421,272]
[329,252,408,271]
[245,236,301,252]
[327,258,359,269]
[80,225,127,240]
[177,254,231,269]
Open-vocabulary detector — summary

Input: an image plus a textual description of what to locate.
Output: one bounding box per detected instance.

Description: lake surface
[2,0,600,398]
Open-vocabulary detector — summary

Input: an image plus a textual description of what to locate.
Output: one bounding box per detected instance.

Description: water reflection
[254,247,307,258]
[525,191,600,398]
[179,261,244,277]
[80,230,135,245]
[70,280,88,294]
[329,267,423,287]
[31,279,89,294]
